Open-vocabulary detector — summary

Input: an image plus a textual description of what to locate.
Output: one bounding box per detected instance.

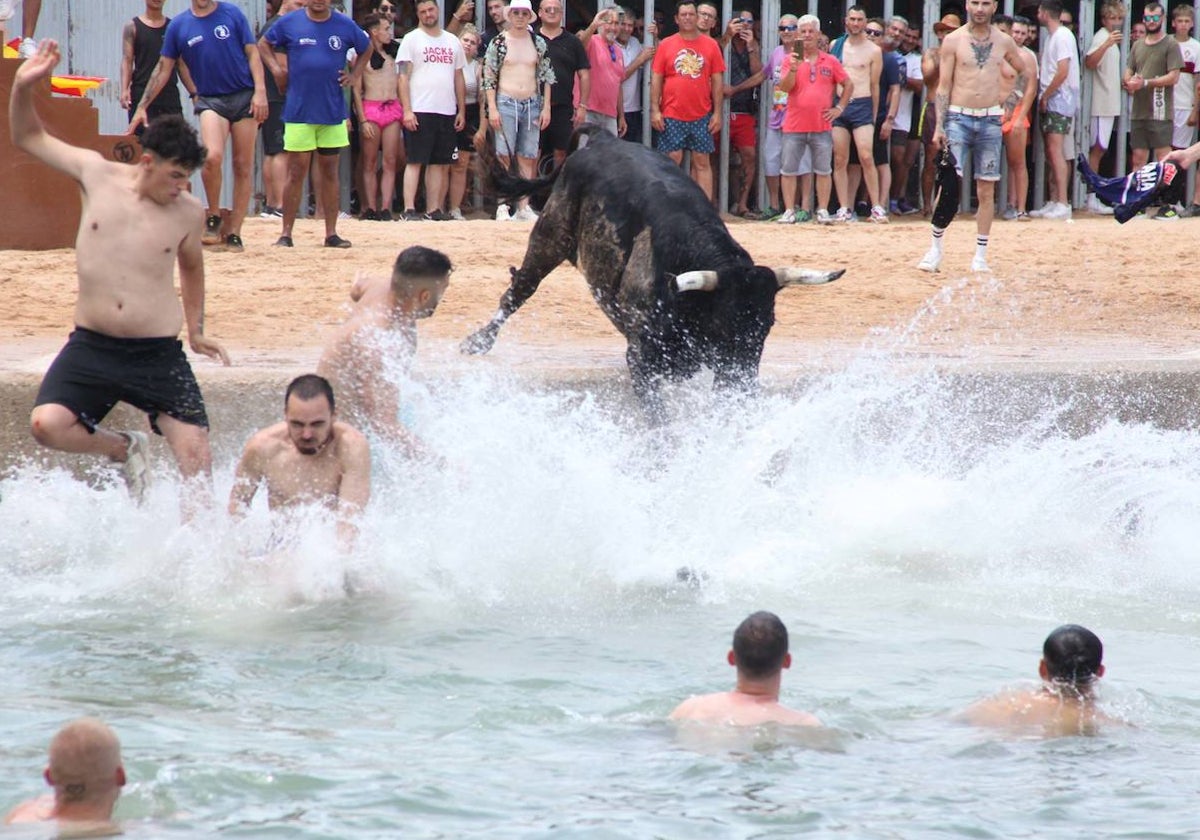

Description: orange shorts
[1002,110,1029,136]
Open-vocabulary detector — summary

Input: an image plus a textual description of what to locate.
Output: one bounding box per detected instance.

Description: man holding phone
[723,10,764,217]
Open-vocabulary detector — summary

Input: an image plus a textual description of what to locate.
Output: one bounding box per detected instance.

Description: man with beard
[229,374,371,544]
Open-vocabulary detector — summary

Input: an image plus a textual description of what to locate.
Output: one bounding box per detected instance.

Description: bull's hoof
[460,329,497,355]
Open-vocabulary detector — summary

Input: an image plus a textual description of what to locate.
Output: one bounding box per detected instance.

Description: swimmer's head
[138,115,206,202]
[730,611,790,679]
[45,718,125,814]
[392,246,452,319]
[1040,624,1105,689]
[284,374,337,455]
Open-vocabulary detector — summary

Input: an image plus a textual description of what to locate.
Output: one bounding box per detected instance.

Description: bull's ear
[674,271,720,292]
[774,267,845,288]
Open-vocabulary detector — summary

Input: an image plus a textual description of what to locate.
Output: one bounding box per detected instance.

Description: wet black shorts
[194,88,254,123]
[35,327,210,434]
[261,99,285,156]
[404,112,457,165]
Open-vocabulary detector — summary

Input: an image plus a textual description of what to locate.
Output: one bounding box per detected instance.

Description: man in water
[961,624,1112,736]
[228,374,371,544]
[11,41,229,504]
[670,611,822,726]
[6,718,126,829]
[317,246,451,456]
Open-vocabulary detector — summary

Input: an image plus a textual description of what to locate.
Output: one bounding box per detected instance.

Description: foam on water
[3,340,1200,628]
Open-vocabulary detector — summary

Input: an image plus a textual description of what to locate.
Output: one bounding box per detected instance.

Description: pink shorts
[363,99,403,129]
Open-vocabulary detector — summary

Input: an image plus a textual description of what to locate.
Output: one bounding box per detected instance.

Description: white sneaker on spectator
[775,208,796,223]
[870,204,888,224]
[1044,202,1072,220]
[495,203,511,221]
[970,256,991,273]
[917,249,941,272]
[448,207,466,221]
[1027,202,1053,218]
[834,207,853,223]
[18,37,36,58]
[512,205,539,222]
[1000,207,1018,221]
[120,431,151,503]
[815,209,834,224]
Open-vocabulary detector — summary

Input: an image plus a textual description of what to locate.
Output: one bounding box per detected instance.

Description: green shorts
[283,122,350,153]
[1041,111,1072,135]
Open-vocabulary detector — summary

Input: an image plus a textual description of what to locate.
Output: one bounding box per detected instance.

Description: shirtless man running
[6,718,126,830]
[830,6,883,222]
[961,624,1114,737]
[228,375,371,544]
[670,611,822,727]
[11,41,229,504]
[917,0,1032,274]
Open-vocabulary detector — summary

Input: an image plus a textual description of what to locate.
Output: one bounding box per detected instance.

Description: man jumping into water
[228,374,371,545]
[670,611,822,726]
[961,624,1114,736]
[11,40,229,504]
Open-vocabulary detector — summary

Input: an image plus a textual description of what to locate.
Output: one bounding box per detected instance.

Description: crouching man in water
[317,246,451,458]
[12,41,229,505]
[961,624,1114,736]
[228,375,371,546]
[6,717,126,832]
[671,611,822,726]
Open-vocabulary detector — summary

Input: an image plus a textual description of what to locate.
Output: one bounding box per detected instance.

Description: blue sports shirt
[161,2,256,97]
[265,10,369,125]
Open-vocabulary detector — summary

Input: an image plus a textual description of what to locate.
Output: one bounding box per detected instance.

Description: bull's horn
[674,271,720,292]
[774,268,845,287]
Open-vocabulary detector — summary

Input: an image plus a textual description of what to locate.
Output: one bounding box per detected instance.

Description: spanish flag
[5,39,105,96]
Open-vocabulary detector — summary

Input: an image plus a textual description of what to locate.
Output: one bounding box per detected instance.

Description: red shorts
[729,112,757,149]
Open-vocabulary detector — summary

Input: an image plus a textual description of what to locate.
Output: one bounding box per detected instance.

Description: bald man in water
[961,624,1114,736]
[6,718,126,828]
[670,611,821,726]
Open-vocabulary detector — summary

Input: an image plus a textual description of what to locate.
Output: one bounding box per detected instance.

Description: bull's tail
[473,127,563,201]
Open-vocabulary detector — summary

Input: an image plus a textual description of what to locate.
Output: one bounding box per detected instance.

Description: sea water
[2,325,1200,837]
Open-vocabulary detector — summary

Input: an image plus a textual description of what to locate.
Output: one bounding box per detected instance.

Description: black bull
[461,127,844,414]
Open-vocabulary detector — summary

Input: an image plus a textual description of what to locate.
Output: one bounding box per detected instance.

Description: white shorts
[1173,108,1196,149]
[1091,115,1115,150]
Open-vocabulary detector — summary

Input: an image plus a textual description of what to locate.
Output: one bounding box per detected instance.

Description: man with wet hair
[6,718,126,827]
[318,246,451,455]
[670,611,822,726]
[229,374,371,544]
[962,624,1112,736]
[12,42,229,506]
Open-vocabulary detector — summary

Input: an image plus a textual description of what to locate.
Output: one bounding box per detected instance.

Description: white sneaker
[917,248,941,272]
[1091,197,1114,216]
[18,37,36,58]
[834,207,853,223]
[775,208,796,223]
[970,256,991,273]
[512,205,539,222]
[870,205,889,224]
[815,209,834,225]
[120,431,151,503]
[448,207,465,221]
[1027,202,1052,218]
[1044,202,1072,220]
[1000,207,1018,221]
[495,203,511,221]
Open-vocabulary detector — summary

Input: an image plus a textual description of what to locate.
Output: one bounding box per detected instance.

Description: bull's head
[671,266,844,390]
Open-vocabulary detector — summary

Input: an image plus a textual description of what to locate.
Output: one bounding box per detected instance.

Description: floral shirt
[481,29,557,92]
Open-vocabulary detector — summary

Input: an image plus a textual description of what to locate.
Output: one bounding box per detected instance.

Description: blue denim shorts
[944,112,1003,181]
[496,93,542,160]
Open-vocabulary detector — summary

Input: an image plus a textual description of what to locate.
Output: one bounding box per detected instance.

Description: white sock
[930,226,945,256]
[975,235,989,262]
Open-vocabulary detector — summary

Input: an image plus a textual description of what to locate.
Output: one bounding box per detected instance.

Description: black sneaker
[223,233,244,252]
[402,209,426,221]
[1179,204,1200,218]
[202,214,222,245]
[362,209,378,221]
[427,209,451,221]
[324,234,352,248]
[377,209,392,221]
[274,235,294,247]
